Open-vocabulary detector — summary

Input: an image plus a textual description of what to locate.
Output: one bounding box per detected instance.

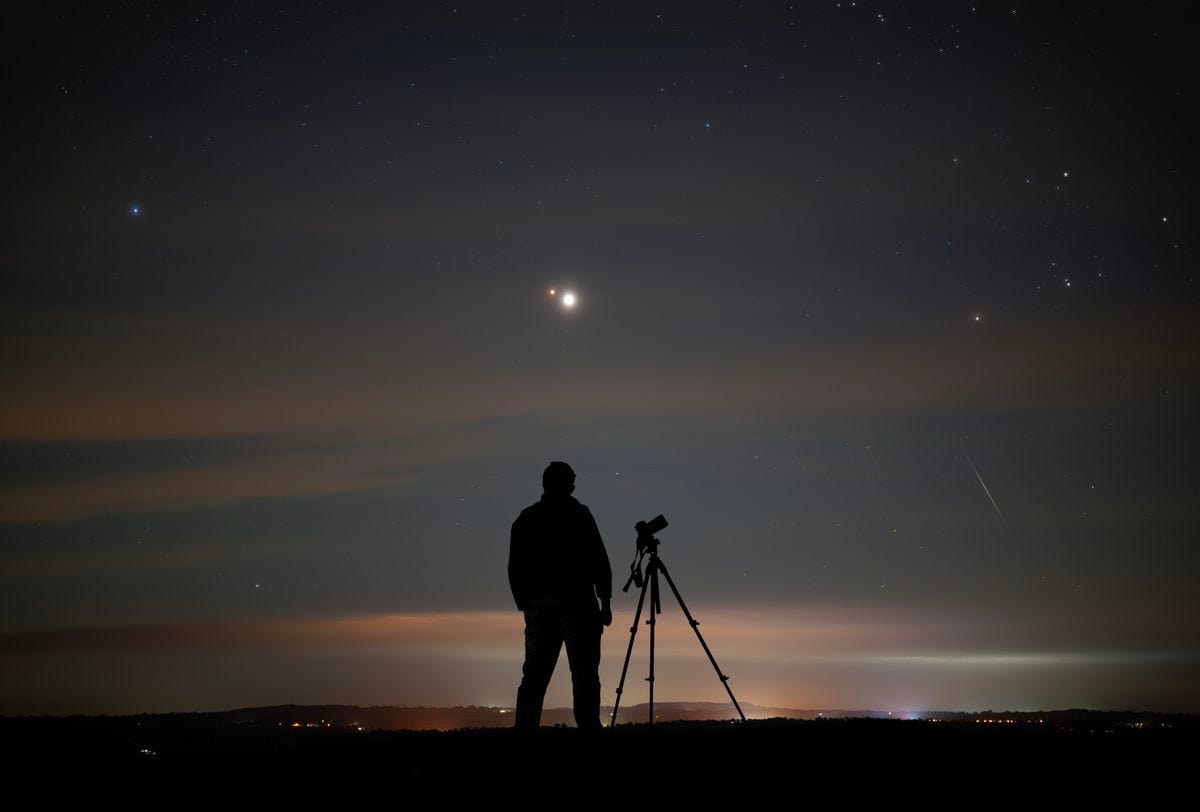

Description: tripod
[610,525,746,727]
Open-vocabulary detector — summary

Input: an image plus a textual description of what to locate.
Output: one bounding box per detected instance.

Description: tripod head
[624,514,668,592]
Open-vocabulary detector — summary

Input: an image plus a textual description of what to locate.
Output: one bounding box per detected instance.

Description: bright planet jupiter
[0,3,1195,716]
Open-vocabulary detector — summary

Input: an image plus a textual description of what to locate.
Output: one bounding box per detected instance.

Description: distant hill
[5,701,1194,732]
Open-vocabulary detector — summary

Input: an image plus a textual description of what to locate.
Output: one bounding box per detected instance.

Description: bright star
[561,292,577,308]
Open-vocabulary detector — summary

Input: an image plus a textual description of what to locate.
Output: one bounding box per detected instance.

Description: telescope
[635,513,668,540]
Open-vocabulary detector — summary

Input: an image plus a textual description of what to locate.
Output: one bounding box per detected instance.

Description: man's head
[542,461,576,496]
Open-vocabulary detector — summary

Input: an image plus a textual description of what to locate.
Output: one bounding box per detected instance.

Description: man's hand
[599,598,612,627]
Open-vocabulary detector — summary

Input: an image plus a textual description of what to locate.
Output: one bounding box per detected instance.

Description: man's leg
[515,604,565,731]
[564,601,603,731]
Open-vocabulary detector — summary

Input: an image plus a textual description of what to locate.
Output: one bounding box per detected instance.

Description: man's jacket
[508,492,612,611]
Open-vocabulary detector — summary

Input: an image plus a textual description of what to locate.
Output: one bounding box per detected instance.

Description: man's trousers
[514,597,603,731]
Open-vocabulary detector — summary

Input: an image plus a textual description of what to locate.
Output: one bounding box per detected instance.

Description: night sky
[2,2,1196,716]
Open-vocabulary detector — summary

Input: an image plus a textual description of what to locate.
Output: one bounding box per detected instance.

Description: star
[129,203,143,217]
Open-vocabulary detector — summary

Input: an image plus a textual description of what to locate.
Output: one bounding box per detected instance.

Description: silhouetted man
[508,461,613,731]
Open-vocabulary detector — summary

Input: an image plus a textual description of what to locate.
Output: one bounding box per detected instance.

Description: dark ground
[2,712,1193,797]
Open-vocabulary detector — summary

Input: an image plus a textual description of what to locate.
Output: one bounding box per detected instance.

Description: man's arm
[584,508,613,622]
[508,514,528,611]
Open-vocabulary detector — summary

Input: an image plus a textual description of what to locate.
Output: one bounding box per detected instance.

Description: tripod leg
[655,557,748,722]
[647,564,657,726]
[610,569,650,727]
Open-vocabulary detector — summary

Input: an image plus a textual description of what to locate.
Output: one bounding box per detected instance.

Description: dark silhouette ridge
[2,712,1194,796]
[508,461,613,731]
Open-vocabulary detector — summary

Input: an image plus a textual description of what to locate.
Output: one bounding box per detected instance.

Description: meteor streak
[963,450,1006,523]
